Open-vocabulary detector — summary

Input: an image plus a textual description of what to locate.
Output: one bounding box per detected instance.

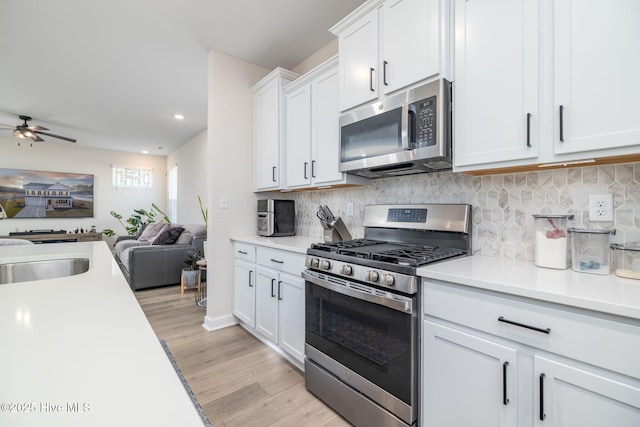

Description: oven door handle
[302,271,413,314]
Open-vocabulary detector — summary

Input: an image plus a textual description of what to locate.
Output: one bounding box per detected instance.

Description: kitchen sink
[0,258,90,284]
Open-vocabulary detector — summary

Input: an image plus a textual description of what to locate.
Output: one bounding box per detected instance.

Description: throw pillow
[138,222,169,242]
[134,223,149,239]
[152,226,185,245]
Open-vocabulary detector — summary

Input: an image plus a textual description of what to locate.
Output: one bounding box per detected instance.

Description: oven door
[303,270,418,425]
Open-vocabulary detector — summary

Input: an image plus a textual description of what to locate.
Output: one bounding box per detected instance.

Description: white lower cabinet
[233,242,306,366]
[423,320,518,427]
[233,259,255,327]
[422,280,640,427]
[534,356,640,427]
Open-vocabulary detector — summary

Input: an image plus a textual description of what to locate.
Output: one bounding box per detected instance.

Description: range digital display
[387,208,427,223]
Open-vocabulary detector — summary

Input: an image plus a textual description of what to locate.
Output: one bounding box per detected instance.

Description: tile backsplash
[275,162,640,262]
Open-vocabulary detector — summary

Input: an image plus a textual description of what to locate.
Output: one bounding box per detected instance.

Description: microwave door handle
[401,104,416,150]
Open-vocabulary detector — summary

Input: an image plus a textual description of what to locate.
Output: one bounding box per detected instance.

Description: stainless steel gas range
[303,204,472,427]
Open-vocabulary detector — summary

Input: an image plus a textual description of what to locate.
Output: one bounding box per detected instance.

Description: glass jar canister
[611,242,640,280]
[569,228,616,275]
[532,214,574,269]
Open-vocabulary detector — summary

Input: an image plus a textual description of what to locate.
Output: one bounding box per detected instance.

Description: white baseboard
[202,313,237,331]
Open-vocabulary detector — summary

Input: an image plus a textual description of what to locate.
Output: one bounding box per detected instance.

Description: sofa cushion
[115,239,149,259]
[175,224,206,245]
[137,222,169,242]
[152,226,185,245]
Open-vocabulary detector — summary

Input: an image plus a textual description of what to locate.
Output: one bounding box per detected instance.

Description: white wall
[204,50,269,330]
[0,136,167,245]
[166,130,208,225]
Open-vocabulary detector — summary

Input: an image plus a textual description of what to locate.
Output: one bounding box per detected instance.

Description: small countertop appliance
[257,199,295,237]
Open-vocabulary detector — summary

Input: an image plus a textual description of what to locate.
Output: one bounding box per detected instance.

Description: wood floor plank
[135,285,350,426]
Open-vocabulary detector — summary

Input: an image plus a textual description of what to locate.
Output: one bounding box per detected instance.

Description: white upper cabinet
[454,0,640,173]
[381,0,443,95]
[453,0,540,168]
[285,56,368,190]
[331,0,449,112]
[252,68,298,191]
[336,7,380,111]
[553,0,640,156]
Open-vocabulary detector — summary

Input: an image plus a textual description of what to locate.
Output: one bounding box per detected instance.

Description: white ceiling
[0,0,364,155]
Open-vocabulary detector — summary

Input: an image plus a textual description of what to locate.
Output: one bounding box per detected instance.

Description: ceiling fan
[0,115,77,143]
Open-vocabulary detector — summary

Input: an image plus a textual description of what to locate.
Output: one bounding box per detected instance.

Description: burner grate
[371,246,467,267]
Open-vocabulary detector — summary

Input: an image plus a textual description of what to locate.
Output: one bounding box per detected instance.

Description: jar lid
[568,227,616,235]
[532,214,575,219]
[611,242,640,251]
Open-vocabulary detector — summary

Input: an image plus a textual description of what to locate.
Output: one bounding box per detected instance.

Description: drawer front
[234,243,256,263]
[257,246,305,276]
[423,279,640,379]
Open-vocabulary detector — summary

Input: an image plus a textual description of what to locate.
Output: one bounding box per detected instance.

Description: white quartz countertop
[230,234,320,254]
[0,242,205,427]
[418,255,640,320]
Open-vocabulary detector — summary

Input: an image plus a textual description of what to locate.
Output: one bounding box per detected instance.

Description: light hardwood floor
[135,285,351,427]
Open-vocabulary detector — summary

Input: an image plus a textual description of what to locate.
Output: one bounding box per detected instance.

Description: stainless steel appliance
[339,79,452,178]
[303,204,472,427]
[257,199,295,237]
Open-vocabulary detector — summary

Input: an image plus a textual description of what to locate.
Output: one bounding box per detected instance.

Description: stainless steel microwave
[339,78,452,178]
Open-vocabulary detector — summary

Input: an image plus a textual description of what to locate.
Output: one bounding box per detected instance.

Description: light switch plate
[219,195,228,209]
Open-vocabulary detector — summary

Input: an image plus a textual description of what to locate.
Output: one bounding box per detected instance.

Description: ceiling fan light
[13,129,26,139]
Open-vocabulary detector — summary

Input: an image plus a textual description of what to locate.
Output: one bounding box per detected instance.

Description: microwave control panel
[414,95,436,148]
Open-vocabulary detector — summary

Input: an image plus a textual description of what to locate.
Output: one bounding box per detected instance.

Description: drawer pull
[503,361,509,405]
[270,258,284,264]
[498,316,551,334]
[237,250,248,255]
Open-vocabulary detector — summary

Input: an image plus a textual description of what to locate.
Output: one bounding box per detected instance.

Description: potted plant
[181,250,200,289]
[198,195,208,259]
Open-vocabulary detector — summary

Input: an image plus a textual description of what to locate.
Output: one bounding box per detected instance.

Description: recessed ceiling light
[142,150,149,154]
[173,114,184,120]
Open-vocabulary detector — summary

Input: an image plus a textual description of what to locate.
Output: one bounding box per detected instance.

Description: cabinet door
[553,0,640,155]
[255,267,279,343]
[277,273,305,363]
[381,0,441,94]
[286,84,312,188]
[453,0,540,168]
[423,320,518,427]
[233,259,256,328]
[535,355,640,426]
[338,8,379,111]
[254,79,281,190]
[311,66,342,185]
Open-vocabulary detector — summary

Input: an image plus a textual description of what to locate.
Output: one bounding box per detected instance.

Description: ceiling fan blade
[32,135,45,142]
[27,125,49,131]
[34,130,77,143]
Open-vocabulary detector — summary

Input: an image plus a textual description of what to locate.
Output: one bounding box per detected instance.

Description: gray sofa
[114,223,206,290]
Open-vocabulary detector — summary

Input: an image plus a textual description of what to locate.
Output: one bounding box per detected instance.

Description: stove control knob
[367,270,380,282]
[340,265,353,276]
[382,274,396,287]
[310,258,320,268]
[319,260,332,270]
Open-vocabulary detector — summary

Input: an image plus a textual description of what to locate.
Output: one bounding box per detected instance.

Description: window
[168,166,178,223]
[112,166,153,188]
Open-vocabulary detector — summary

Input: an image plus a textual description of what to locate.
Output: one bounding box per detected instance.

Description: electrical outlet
[588,194,613,222]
